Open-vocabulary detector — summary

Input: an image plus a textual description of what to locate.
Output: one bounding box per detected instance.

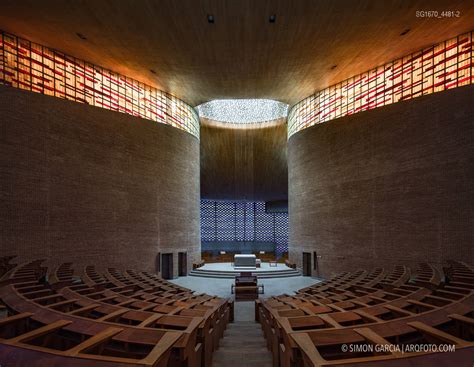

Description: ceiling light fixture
[207,14,215,24]
[269,15,276,23]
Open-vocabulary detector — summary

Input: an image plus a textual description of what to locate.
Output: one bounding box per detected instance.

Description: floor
[171,275,320,298]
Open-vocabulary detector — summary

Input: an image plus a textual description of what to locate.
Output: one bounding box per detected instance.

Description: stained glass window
[288,31,473,138]
[0,31,199,138]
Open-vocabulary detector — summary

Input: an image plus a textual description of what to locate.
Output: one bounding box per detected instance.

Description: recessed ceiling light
[207,14,214,24]
[76,32,87,40]
[400,29,410,36]
[269,15,276,23]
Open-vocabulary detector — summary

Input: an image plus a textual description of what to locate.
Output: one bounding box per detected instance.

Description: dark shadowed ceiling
[200,118,288,201]
[0,0,472,106]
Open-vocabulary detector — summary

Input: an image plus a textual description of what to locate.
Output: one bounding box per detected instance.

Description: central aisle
[212,302,272,367]
[170,275,320,367]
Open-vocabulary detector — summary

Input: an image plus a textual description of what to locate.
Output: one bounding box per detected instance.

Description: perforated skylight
[196,99,288,123]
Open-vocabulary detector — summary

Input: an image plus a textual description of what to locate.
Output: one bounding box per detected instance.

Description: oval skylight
[196,99,289,124]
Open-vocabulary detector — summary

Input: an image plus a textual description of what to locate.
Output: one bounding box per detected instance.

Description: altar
[233,254,256,268]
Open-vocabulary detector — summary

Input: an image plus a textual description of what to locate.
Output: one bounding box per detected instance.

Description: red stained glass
[289,31,473,137]
[0,31,199,138]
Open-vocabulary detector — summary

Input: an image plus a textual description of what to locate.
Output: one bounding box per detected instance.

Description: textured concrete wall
[200,118,288,202]
[0,86,200,277]
[289,85,473,278]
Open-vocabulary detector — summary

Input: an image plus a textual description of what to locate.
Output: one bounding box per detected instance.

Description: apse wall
[200,118,288,202]
[0,86,200,276]
[289,85,473,277]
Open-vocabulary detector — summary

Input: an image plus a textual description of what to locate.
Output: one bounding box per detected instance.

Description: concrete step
[189,268,301,279]
[212,318,272,367]
[213,351,270,360]
[219,340,268,349]
[192,268,297,275]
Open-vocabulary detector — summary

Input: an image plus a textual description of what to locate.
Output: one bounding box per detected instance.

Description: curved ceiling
[0,0,472,106]
[200,118,287,201]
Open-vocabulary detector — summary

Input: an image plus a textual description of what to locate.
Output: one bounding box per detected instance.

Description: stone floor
[170,275,320,298]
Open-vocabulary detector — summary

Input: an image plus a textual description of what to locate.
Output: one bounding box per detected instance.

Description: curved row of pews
[256,261,474,367]
[0,256,233,367]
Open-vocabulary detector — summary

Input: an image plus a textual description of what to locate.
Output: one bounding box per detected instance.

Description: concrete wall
[200,118,288,201]
[289,85,473,278]
[0,86,200,277]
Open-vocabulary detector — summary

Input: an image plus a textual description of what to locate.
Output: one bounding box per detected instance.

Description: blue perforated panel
[235,202,246,241]
[216,202,235,241]
[274,213,289,257]
[200,200,288,256]
[245,202,255,242]
[254,202,273,242]
[201,200,215,241]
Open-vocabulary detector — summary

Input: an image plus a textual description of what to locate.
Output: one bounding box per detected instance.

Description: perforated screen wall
[201,200,288,256]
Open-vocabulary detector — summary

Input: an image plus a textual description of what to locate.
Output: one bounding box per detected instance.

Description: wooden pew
[0,260,233,367]
[411,263,443,290]
[0,312,181,367]
[193,261,205,270]
[258,263,474,367]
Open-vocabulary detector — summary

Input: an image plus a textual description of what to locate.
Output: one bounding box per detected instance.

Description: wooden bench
[411,263,443,290]
[0,259,234,367]
[193,261,205,270]
[256,263,474,367]
[0,312,181,367]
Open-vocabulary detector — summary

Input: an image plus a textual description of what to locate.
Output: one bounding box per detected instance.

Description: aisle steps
[212,320,272,367]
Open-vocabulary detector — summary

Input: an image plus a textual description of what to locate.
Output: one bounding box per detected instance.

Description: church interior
[0,0,473,366]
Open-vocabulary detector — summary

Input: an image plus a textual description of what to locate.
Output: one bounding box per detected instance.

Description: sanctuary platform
[189,262,301,279]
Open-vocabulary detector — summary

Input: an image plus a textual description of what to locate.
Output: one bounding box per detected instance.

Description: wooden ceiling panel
[0,0,472,106]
